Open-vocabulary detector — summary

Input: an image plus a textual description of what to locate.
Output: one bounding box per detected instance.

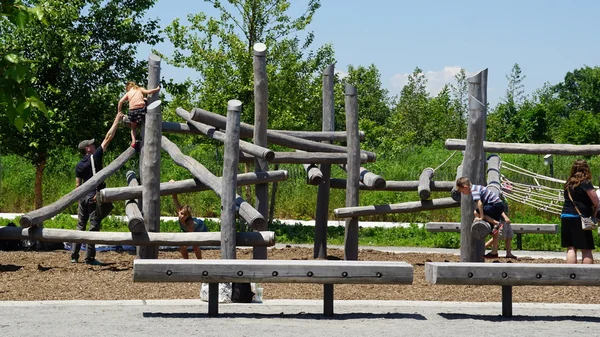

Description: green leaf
[28,96,47,113]
[4,54,19,64]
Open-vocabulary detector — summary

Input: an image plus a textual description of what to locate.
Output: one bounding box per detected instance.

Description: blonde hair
[456,176,472,189]
[126,81,139,91]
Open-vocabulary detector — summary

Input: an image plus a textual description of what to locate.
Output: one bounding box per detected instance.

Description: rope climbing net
[500,161,564,215]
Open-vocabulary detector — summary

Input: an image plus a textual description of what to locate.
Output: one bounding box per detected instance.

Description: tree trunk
[34,153,46,209]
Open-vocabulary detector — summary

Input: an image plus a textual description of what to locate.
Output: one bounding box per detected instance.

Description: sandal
[483,252,499,259]
[505,254,518,259]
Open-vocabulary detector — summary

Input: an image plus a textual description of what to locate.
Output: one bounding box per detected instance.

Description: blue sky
[138,0,600,107]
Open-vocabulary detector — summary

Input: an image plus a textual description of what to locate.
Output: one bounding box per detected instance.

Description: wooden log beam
[337,165,386,189]
[176,107,274,161]
[162,121,365,142]
[425,222,559,234]
[418,167,435,200]
[19,147,136,227]
[486,154,503,198]
[276,130,364,142]
[329,179,454,191]
[190,108,377,162]
[471,219,492,240]
[238,151,368,164]
[98,170,288,203]
[0,226,275,247]
[445,139,600,156]
[161,136,266,230]
[133,259,414,284]
[425,262,600,286]
[344,83,360,261]
[334,197,460,218]
[125,171,145,233]
[304,164,323,185]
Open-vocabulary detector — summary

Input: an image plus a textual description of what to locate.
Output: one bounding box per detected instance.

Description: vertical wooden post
[486,154,502,197]
[343,84,360,261]
[459,69,488,262]
[315,63,335,260]
[136,54,161,259]
[221,100,242,260]
[138,100,162,259]
[253,43,268,260]
[317,63,335,316]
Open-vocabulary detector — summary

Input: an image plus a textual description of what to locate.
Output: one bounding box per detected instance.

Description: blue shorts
[475,202,505,221]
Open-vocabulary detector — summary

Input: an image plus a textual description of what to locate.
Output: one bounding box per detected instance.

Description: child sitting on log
[117,81,160,147]
[456,177,516,259]
[170,180,208,259]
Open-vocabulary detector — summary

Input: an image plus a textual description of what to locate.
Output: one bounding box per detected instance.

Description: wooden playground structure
[5,44,600,318]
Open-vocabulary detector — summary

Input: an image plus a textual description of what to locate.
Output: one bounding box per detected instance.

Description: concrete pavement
[2,299,599,337]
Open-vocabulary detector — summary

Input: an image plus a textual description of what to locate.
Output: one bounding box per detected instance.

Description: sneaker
[483,252,499,259]
[85,259,104,266]
[70,258,78,263]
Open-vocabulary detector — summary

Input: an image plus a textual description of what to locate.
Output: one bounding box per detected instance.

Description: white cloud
[335,70,349,80]
[390,66,473,96]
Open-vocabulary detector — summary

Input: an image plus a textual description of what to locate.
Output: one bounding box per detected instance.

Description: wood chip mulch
[1,246,598,304]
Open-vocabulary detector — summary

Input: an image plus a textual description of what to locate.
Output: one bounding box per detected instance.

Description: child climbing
[117,81,160,147]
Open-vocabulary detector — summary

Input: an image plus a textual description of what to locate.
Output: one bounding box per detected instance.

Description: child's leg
[192,246,202,259]
[505,239,517,258]
[179,246,189,259]
[489,232,500,254]
[485,237,494,248]
[130,121,137,146]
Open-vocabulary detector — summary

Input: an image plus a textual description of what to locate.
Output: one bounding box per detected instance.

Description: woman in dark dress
[560,159,599,264]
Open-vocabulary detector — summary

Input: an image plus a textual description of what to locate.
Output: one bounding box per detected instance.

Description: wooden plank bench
[425,222,558,250]
[425,262,600,317]
[134,259,414,316]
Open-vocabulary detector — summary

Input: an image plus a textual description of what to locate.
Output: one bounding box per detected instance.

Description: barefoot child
[117,81,160,147]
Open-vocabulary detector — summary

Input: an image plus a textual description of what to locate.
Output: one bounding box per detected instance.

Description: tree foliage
[0,0,160,208]
[162,0,334,131]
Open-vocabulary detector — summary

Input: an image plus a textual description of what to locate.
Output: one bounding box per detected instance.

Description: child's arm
[502,212,510,224]
[169,180,182,210]
[117,93,128,114]
[141,86,161,95]
[476,200,484,219]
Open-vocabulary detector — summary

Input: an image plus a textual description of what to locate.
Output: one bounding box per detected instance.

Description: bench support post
[324,284,334,317]
[208,283,219,316]
[501,285,512,317]
[516,233,522,250]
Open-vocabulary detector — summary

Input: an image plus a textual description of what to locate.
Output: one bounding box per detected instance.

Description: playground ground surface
[0,244,597,305]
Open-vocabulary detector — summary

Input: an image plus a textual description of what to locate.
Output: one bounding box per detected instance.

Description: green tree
[385,67,429,151]
[488,63,527,142]
[450,68,468,139]
[0,0,160,209]
[0,0,47,128]
[333,64,394,150]
[161,0,334,131]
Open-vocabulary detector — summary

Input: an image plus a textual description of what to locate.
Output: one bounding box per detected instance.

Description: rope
[432,150,458,173]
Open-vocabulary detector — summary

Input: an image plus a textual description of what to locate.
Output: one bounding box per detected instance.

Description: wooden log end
[471,220,492,240]
[128,219,146,233]
[249,217,268,231]
[419,190,431,201]
[308,175,323,186]
[19,216,33,228]
[265,150,275,161]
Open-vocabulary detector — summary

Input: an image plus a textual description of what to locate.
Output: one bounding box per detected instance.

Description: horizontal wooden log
[276,130,365,142]
[425,262,600,286]
[0,226,275,247]
[20,147,136,227]
[162,136,266,229]
[176,107,274,161]
[190,107,377,162]
[337,165,386,189]
[238,151,368,164]
[133,259,414,284]
[446,139,600,155]
[425,222,558,234]
[162,122,366,141]
[329,179,454,191]
[98,170,288,203]
[125,170,145,233]
[334,197,460,218]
